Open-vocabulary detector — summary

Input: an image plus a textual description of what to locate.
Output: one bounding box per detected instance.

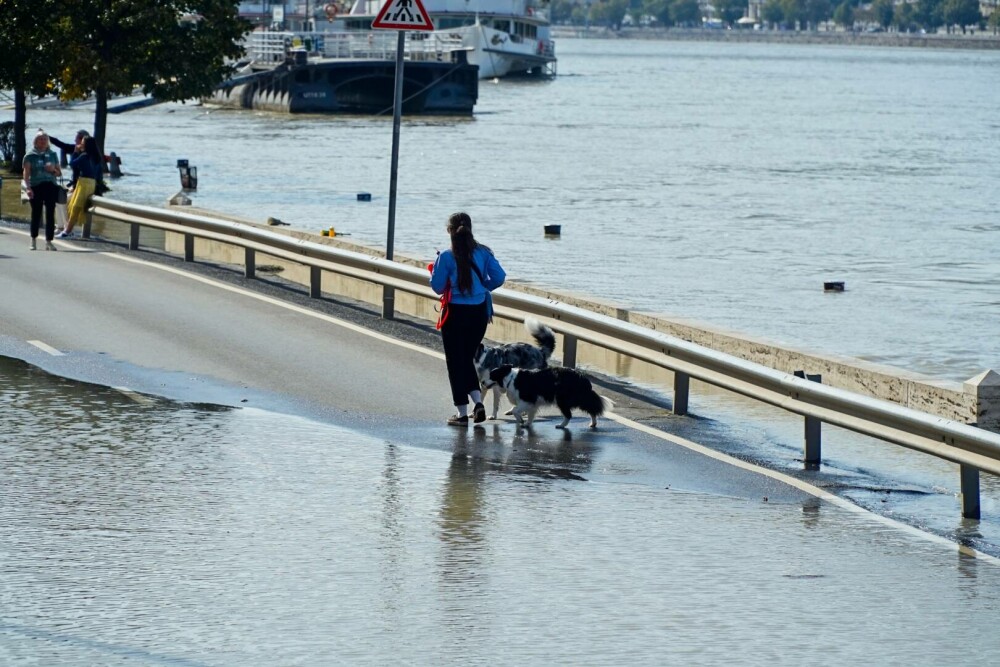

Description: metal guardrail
[85,198,1000,519]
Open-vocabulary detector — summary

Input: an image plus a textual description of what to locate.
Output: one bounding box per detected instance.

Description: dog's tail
[581,390,613,417]
[525,317,556,364]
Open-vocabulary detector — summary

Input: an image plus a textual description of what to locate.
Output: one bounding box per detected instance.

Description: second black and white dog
[483,364,612,429]
[475,318,556,419]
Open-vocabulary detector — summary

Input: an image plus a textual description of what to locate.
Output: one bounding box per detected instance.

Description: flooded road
[3,356,1000,666]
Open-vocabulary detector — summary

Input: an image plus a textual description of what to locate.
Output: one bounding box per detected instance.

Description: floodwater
[3,356,1000,665]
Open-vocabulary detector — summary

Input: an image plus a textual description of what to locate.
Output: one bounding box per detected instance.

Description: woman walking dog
[430,212,506,426]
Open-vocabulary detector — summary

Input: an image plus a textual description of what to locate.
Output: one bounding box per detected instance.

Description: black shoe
[447,414,469,426]
[473,402,486,424]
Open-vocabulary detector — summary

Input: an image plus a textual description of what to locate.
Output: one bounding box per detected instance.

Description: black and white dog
[475,318,556,419]
[483,364,612,429]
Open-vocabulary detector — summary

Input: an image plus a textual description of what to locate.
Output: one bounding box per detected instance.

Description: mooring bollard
[177,159,197,191]
[109,152,123,178]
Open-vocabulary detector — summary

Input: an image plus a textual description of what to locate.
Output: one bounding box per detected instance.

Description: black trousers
[29,181,58,241]
[440,301,489,407]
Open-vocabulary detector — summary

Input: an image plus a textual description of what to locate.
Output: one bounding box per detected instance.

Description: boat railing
[81,196,1000,522]
[244,29,467,64]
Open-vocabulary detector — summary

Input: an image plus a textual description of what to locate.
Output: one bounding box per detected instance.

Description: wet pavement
[3,356,1000,666]
[2,222,1000,664]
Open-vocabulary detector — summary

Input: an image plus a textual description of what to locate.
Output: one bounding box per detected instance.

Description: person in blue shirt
[58,137,104,238]
[430,212,506,426]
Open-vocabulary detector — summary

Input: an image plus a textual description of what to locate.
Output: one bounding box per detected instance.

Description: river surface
[16,37,1000,383]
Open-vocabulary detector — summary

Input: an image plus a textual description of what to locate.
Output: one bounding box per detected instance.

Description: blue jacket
[430,246,506,307]
[70,153,103,183]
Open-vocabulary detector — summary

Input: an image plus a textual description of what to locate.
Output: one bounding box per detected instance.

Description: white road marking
[102,250,999,564]
[606,410,1000,565]
[102,252,443,360]
[113,386,157,405]
[28,340,65,356]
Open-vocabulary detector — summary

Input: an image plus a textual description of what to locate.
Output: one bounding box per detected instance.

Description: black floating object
[824,281,845,292]
[544,224,561,236]
[357,192,371,202]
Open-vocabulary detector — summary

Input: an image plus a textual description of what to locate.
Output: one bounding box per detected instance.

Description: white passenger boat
[347,0,556,78]
[238,1,556,80]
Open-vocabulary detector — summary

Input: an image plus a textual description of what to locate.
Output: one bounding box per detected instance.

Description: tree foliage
[833,0,854,28]
[715,0,747,26]
[590,0,630,27]
[0,0,65,170]
[671,0,702,25]
[56,0,251,150]
[761,0,786,26]
[872,0,894,27]
[942,0,981,30]
[916,0,945,30]
[642,0,673,25]
[0,0,251,169]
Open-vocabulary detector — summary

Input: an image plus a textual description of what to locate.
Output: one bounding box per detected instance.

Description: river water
[17,37,1000,383]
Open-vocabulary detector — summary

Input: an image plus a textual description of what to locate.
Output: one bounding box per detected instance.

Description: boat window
[514,22,538,39]
[437,17,472,28]
[491,19,510,32]
[295,70,311,83]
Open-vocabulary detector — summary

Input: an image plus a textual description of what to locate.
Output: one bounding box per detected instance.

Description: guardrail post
[673,371,689,416]
[960,464,981,519]
[183,234,194,262]
[83,211,92,239]
[382,286,395,319]
[310,266,321,298]
[129,223,139,250]
[562,334,577,369]
[795,371,822,467]
[245,248,255,279]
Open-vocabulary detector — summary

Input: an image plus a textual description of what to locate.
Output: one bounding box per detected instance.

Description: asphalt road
[0,221,822,504]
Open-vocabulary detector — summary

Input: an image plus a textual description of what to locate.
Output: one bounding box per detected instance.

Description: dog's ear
[488,364,512,381]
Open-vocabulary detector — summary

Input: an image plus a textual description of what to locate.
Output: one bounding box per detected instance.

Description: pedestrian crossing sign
[371,0,434,30]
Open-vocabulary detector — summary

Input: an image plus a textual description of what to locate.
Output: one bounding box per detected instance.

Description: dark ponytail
[448,212,477,294]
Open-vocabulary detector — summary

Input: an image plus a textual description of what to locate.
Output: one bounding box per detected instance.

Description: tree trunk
[13,89,26,174]
[94,88,109,173]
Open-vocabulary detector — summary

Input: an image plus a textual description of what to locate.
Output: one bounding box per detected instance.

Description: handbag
[55,178,68,205]
[435,281,452,330]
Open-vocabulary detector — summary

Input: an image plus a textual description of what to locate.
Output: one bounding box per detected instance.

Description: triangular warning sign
[371,0,434,31]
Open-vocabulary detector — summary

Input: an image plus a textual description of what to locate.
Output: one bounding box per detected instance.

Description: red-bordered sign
[371,0,434,30]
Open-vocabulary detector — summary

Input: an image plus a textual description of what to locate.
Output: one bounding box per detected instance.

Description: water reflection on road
[3,356,1000,665]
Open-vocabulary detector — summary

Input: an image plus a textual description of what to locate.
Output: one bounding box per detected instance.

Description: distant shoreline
[553,26,1000,50]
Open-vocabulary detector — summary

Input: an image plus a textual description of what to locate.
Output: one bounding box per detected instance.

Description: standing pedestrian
[58,137,103,238]
[430,212,506,426]
[22,130,62,251]
[49,129,89,163]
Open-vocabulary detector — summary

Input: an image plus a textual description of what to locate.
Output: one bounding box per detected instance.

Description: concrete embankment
[556,26,1000,50]
[114,202,998,432]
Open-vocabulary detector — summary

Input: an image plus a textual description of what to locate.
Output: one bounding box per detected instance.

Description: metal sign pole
[383,30,405,319]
